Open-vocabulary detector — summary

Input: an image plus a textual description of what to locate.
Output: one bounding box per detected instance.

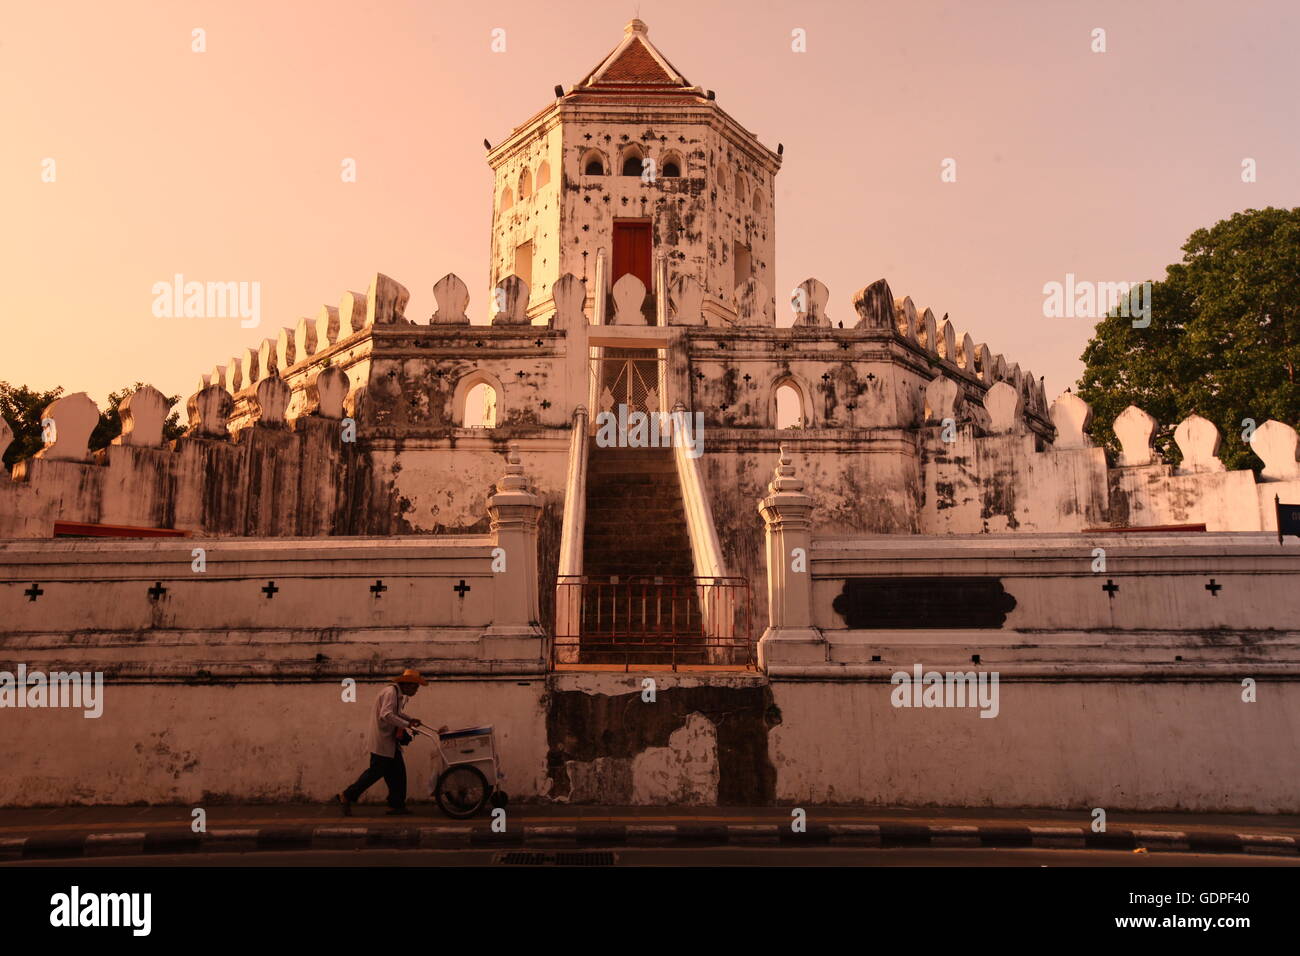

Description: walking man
[336,668,443,816]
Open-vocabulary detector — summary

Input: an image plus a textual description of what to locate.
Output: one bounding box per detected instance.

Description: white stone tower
[486,19,781,325]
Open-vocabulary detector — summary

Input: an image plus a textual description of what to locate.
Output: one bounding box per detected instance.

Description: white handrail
[670,402,734,654]
[555,406,590,655]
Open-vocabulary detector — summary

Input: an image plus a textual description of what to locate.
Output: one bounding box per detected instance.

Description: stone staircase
[579,445,704,664]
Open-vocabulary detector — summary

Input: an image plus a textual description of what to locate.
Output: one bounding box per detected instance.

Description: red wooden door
[611,220,652,289]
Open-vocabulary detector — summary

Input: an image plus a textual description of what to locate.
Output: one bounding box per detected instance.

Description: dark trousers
[343,750,407,809]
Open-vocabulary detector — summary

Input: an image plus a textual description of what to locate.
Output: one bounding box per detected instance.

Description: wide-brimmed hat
[391,668,428,686]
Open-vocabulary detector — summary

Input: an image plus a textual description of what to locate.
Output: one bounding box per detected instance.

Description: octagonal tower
[486,19,781,326]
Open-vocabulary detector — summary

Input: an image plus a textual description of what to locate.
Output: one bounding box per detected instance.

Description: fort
[1,19,1298,811]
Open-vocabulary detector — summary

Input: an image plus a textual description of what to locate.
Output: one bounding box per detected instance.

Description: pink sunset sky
[2,0,1297,409]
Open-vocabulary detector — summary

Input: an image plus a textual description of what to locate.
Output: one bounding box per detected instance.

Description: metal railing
[552,574,753,670]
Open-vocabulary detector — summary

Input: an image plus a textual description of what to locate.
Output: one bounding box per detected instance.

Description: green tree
[1078,207,1300,471]
[0,382,186,470]
[0,383,64,470]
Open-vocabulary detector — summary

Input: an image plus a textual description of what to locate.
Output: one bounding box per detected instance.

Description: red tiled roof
[597,37,676,85]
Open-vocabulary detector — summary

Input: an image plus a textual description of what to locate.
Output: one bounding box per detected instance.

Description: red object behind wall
[52,521,188,538]
[611,220,652,289]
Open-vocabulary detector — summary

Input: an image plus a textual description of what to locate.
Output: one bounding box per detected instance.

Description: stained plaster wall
[768,680,1300,812]
[919,428,1300,533]
[0,679,549,807]
[489,122,566,319]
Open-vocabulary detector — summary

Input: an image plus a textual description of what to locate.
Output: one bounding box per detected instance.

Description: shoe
[385,807,414,816]
[335,793,352,817]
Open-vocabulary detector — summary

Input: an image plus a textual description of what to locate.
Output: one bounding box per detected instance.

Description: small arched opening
[580,148,606,176]
[518,167,533,200]
[464,383,498,428]
[621,146,645,177]
[536,160,551,190]
[500,186,514,212]
[454,371,505,429]
[660,152,682,177]
[774,379,807,429]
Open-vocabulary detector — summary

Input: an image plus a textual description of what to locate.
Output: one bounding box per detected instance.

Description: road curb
[2,823,1297,861]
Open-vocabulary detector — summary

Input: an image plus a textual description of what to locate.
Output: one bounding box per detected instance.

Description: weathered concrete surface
[543,672,777,805]
[0,679,548,807]
[769,679,1300,813]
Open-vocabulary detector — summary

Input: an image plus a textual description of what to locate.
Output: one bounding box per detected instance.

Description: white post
[483,441,545,664]
[756,443,825,668]
[594,248,609,326]
[555,408,589,662]
[654,251,669,327]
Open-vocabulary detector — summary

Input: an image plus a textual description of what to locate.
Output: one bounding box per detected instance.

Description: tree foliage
[1078,207,1300,471]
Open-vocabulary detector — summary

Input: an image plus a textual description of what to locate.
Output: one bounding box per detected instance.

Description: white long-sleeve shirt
[367,683,415,758]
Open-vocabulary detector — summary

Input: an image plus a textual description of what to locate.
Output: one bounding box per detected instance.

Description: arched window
[500,186,514,212]
[734,172,747,204]
[660,152,682,177]
[752,190,763,213]
[465,383,498,428]
[454,370,506,429]
[518,168,533,200]
[536,160,551,190]
[581,149,606,176]
[621,146,644,177]
[775,381,804,429]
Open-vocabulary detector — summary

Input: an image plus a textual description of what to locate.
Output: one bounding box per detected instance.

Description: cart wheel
[435,764,490,819]
[489,790,508,810]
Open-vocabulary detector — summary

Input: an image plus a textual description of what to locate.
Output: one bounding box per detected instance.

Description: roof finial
[626,18,647,36]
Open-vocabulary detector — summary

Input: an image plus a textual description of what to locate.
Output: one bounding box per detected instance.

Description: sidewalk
[2,804,1298,861]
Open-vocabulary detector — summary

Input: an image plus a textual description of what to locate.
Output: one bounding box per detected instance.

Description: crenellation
[669,274,704,325]
[431,273,470,325]
[339,289,366,334]
[939,320,957,363]
[316,304,341,347]
[551,273,588,329]
[295,316,319,360]
[959,332,975,371]
[34,392,99,462]
[1251,420,1300,481]
[258,337,279,381]
[239,347,260,390]
[734,277,772,325]
[611,273,647,325]
[276,326,297,372]
[793,278,829,328]
[920,307,937,353]
[251,376,292,428]
[1174,413,1225,474]
[895,297,918,343]
[852,278,894,329]
[186,384,234,439]
[923,375,959,424]
[366,272,410,326]
[1114,405,1158,466]
[1049,391,1092,448]
[983,380,1024,433]
[492,275,532,325]
[304,366,351,420]
[113,385,172,448]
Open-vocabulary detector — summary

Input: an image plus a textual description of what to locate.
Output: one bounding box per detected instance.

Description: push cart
[412,724,508,819]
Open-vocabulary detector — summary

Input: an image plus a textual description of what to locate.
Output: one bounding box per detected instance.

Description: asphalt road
[9,847,1300,866]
